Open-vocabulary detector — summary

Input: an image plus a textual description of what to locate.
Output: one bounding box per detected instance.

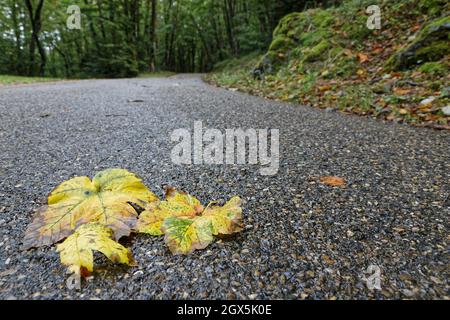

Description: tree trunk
[149,0,157,72]
[223,0,239,56]
[10,0,24,74]
[24,0,46,76]
[84,0,101,53]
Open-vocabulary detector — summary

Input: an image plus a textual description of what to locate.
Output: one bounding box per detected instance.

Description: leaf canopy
[23,169,157,249]
[57,223,133,277]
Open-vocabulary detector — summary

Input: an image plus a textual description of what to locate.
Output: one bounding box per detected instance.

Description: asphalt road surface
[0,75,448,299]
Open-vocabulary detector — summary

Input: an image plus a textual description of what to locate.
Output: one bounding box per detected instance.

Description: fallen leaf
[23,169,158,249]
[202,197,243,236]
[322,255,335,265]
[318,85,332,92]
[411,24,421,32]
[162,216,214,255]
[135,187,203,236]
[161,197,242,255]
[57,223,133,277]
[357,53,370,63]
[393,88,411,95]
[343,49,353,56]
[386,113,396,120]
[137,188,243,255]
[357,69,366,76]
[372,47,383,54]
[320,176,346,187]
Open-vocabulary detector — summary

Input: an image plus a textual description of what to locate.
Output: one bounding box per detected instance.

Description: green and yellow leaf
[162,216,214,255]
[56,223,133,277]
[142,189,244,255]
[23,169,158,249]
[135,187,203,236]
[203,196,243,236]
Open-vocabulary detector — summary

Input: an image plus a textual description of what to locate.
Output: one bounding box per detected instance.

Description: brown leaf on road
[320,176,346,187]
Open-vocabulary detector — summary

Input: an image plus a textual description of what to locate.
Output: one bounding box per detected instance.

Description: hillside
[207,0,450,129]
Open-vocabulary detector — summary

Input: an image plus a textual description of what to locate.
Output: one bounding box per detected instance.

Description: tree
[0,0,333,77]
[24,0,46,76]
[149,0,157,71]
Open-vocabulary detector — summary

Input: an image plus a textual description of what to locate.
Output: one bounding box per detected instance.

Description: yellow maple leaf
[135,187,203,236]
[137,188,243,255]
[23,168,158,249]
[162,216,214,255]
[202,197,243,236]
[57,223,133,277]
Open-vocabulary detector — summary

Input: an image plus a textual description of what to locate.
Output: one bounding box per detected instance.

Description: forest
[0,0,337,78]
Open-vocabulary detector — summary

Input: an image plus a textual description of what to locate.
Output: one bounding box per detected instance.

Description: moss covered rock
[419,61,449,75]
[256,9,336,74]
[302,39,332,63]
[419,0,448,16]
[387,15,450,70]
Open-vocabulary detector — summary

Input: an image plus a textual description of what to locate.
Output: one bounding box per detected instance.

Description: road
[0,74,448,299]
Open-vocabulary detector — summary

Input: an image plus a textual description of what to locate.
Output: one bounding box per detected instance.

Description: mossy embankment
[206,0,449,129]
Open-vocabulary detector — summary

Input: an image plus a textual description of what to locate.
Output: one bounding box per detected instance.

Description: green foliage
[138,71,177,78]
[2,0,447,78]
[209,1,450,129]
[419,61,449,76]
[0,0,335,78]
[419,0,448,16]
[387,15,450,70]
[302,39,332,63]
[269,36,295,52]
[335,85,375,112]
[0,75,61,85]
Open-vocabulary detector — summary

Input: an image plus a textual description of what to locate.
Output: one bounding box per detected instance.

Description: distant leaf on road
[320,176,346,187]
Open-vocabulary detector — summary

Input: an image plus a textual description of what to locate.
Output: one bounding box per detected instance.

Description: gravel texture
[0,74,448,300]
